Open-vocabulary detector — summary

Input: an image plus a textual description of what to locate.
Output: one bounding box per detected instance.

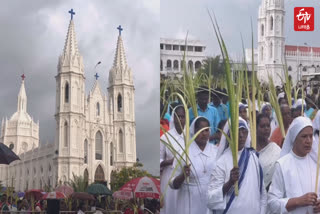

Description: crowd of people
[0,192,160,214]
[160,84,320,213]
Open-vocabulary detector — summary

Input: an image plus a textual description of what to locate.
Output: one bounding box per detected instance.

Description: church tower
[108,26,136,167]
[0,75,39,187]
[1,75,39,155]
[257,0,285,85]
[54,9,85,183]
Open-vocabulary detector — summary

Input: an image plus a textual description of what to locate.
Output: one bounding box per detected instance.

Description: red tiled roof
[285,45,320,52]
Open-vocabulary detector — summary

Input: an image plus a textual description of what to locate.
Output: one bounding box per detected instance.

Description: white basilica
[0,12,136,191]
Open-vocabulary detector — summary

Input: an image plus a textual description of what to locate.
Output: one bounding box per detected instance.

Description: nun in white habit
[160,105,185,214]
[170,116,218,214]
[268,116,320,214]
[207,117,267,214]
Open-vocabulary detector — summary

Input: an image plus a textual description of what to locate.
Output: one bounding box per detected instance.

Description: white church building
[257,0,320,85]
[0,11,136,191]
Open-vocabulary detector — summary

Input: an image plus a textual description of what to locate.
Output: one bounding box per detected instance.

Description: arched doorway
[94,165,105,183]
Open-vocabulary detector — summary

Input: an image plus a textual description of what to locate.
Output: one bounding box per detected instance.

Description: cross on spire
[21,74,25,81]
[94,73,99,80]
[117,25,123,36]
[68,9,75,20]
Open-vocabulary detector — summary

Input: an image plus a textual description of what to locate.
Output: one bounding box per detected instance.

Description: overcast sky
[161,0,320,59]
[0,1,160,176]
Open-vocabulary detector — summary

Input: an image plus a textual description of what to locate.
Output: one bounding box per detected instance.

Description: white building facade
[0,15,136,191]
[257,0,320,86]
[160,38,206,78]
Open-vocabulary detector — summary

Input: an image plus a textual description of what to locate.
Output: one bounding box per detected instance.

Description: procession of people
[160,85,320,214]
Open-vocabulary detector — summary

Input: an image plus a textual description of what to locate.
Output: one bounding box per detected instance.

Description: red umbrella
[55,185,74,197]
[42,191,66,200]
[25,189,44,200]
[113,176,160,199]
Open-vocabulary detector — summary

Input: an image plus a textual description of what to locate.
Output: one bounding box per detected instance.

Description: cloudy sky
[161,0,320,59]
[0,1,160,175]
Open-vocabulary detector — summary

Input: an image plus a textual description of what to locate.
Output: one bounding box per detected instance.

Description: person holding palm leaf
[207,117,267,214]
[170,116,218,214]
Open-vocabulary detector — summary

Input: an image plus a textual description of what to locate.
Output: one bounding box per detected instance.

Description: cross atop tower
[21,74,25,81]
[68,9,75,20]
[94,73,99,80]
[117,25,123,36]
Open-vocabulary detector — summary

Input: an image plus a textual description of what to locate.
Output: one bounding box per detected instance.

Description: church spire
[62,17,79,60]
[58,9,83,71]
[17,74,27,113]
[112,25,127,70]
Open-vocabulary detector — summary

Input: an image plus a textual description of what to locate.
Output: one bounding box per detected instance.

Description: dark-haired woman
[256,113,280,191]
[170,116,218,214]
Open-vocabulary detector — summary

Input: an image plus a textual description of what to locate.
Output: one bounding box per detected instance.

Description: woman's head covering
[216,117,251,160]
[169,105,184,130]
[293,98,306,110]
[280,116,313,157]
[239,102,248,111]
[277,92,285,102]
[313,111,320,133]
[261,102,272,113]
[189,116,210,137]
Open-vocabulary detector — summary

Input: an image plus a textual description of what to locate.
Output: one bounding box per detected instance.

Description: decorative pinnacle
[21,74,25,81]
[94,73,99,80]
[68,9,75,20]
[117,25,123,36]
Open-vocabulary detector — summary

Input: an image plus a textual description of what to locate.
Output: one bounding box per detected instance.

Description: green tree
[199,55,226,81]
[67,173,88,192]
[110,162,154,191]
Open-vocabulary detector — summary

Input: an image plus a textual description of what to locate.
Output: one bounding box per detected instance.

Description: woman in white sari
[160,105,185,213]
[170,116,218,214]
[268,116,320,213]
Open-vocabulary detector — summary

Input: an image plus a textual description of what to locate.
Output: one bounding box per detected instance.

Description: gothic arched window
[261,24,264,36]
[84,139,88,164]
[65,82,69,103]
[119,129,124,153]
[270,16,273,31]
[96,102,100,116]
[160,60,163,71]
[270,42,273,59]
[288,66,292,71]
[64,121,68,147]
[117,94,122,112]
[110,142,114,166]
[95,131,103,160]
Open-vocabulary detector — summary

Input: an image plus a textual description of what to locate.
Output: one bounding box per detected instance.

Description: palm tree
[199,55,226,81]
[67,173,88,192]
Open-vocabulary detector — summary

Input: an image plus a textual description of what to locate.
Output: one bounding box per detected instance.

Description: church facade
[0,13,136,191]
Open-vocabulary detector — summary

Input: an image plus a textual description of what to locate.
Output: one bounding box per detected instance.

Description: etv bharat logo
[294,7,314,31]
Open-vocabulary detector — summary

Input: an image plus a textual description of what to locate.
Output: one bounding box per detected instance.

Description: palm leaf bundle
[268,76,286,138]
[208,9,243,195]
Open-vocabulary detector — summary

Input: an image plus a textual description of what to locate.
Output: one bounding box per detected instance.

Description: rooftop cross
[117,25,123,36]
[21,74,25,81]
[68,9,75,20]
[94,73,99,80]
